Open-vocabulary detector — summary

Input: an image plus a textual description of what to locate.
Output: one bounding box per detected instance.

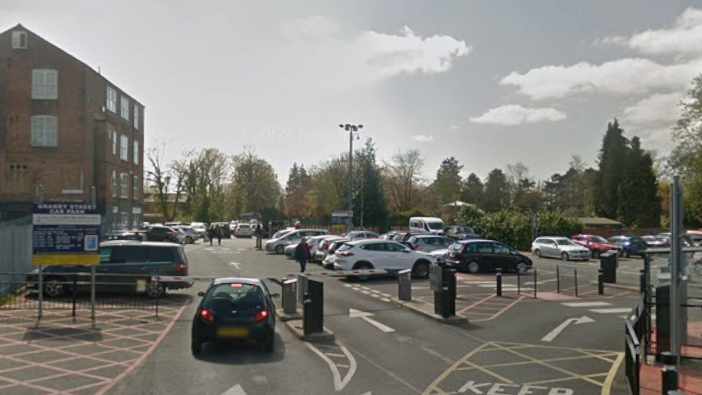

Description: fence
[516,269,538,298]
[556,265,579,297]
[624,296,645,395]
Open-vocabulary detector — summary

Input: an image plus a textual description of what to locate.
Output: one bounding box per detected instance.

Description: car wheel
[353,262,373,281]
[620,249,626,258]
[145,281,165,298]
[468,261,480,274]
[275,245,284,255]
[43,277,67,298]
[626,251,631,258]
[561,252,569,262]
[191,336,204,356]
[186,236,194,244]
[592,250,600,259]
[534,249,542,258]
[257,334,275,353]
[412,260,431,279]
[517,262,528,274]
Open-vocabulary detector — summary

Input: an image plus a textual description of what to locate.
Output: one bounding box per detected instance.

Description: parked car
[191,277,278,355]
[392,231,429,244]
[407,235,454,253]
[146,225,180,243]
[345,231,380,241]
[190,222,208,238]
[531,237,591,261]
[176,226,200,244]
[686,230,702,246]
[26,241,191,298]
[607,235,648,258]
[103,231,145,241]
[322,239,351,269]
[271,229,293,240]
[446,239,532,274]
[234,223,254,238]
[409,217,447,235]
[641,235,669,248]
[265,229,330,254]
[571,234,621,259]
[444,225,481,241]
[332,239,434,280]
[285,235,327,259]
[165,221,183,227]
[315,236,345,263]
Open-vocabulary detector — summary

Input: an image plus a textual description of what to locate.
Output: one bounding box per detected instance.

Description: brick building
[0,24,144,232]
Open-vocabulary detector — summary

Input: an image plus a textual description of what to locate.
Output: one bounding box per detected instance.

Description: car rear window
[206,283,265,309]
[449,243,463,252]
[110,246,147,263]
[147,247,177,263]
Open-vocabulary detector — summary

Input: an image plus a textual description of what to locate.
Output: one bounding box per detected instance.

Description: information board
[32,203,101,265]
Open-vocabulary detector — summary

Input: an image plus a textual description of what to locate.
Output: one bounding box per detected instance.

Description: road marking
[381,293,392,298]
[561,302,611,307]
[229,262,241,270]
[343,284,353,288]
[326,353,346,358]
[371,294,381,298]
[541,316,595,342]
[305,341,357,391]
[336,364,349,368]
[361,290,371,295]
[349,308,395,333]
[590,308,632,314]
[237,248,246,251]
[221,384,247,395]
[381,298,391,302]
[602,352,625,395]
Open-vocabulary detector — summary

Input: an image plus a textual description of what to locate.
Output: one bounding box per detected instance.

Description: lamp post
[339,123,362,230]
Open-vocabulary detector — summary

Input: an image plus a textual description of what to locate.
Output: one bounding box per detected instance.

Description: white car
[265,229,330,254]
[333,239,434,280]
[314,235,344,263]
[531,237,591,261]
[234,223,254,238]
[190,222,208,238]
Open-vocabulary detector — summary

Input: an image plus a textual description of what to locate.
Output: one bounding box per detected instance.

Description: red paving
[0,297,188,395]
[640,364,702,395]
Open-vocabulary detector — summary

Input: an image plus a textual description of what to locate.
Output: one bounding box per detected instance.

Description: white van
[409,217,446,235]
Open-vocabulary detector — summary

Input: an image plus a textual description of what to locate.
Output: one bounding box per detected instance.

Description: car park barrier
[282,278,297,314]
[556,265,578,297]
[285,269,389,277]
[303,279,324,335]
[398,269,412,301]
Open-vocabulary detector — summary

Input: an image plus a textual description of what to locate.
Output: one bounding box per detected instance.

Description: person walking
[216,225,223,246]
[294,237,310,273]
[207,225,215,246]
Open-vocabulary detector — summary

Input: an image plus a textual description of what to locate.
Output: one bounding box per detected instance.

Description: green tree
[594,119,628,219]
[461,173,485,209]
[618,137,661,227]
[306,157,346,222]
[433,157,463,204]
[183,148,230,222]
[507,162,542,211]
[353,139,389,230]
[283,163,312,219]
[483,169,510,212]
[230,148,281,217]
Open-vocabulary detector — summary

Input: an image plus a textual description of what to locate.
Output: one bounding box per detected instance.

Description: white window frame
[120,96,130,121]
[12,31,27,49]
[111,171,117,198]
[133,176,139,199]
[107,87,117,112]
[133,105,140,129]
[111,129,117,155]
[32,69,58,100]
[120,173,129,198]
[120,135,129,161]
[30,116,58,147]
[133,140,139,165]
[120,212,129,227]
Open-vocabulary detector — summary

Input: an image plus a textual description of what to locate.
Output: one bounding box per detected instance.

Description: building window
[120,173,129,198]
[111,171,117,197]
[31,116,58,147]
[133,105,140,130]
[107,87,117,112]
[112,130,117,155]
[120,212,129,228]
[133,176,139,199]
[132,214,141,228]
[12,31,27,49]
[120,135,129,161]
[32,69,58,100]
[120,96,130,121]
[133,141,139,165]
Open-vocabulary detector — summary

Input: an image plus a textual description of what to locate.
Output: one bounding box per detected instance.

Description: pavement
[0,237,684,395]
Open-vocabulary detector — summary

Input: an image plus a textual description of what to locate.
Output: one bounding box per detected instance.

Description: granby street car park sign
[32,203,101,266]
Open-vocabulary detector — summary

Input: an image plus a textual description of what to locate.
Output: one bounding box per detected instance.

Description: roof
[456,238,494,244]
[100,240,182,247]
[578,217,624,227]
[213,277,264,286]
[348,239,388,245]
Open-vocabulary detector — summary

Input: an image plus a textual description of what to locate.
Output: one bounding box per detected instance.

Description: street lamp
[339,123,363,229]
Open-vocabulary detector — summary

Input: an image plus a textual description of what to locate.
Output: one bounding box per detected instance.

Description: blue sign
[32,203,101,265]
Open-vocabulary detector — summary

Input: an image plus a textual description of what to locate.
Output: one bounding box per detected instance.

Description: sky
[2,0,700,186]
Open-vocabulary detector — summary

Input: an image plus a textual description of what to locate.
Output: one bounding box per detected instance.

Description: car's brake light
[338,251,354,256]
[253,310,268,323]
[176,263,186,271]
[230,283,243,287]
[414,244,420,250]
[200,309,214,322]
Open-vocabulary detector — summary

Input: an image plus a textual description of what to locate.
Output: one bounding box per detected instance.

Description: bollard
[574,268,578,297]
[661,351,678,394]
[640,269,646,295]
[533,268,537,298]
[398,269,412,301]
[282,278,297,314]
[496,268,503,297]
[598,268,604,295]
[556,266,560,293]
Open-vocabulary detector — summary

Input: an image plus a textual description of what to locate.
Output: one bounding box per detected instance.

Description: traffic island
[390,297,468,325]
[284,319,335,342]
[276,308,302,322]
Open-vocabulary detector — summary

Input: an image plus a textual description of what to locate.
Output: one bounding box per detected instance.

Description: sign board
[331,210,353,218]
[32,203,101,266]
[240,212,254,218]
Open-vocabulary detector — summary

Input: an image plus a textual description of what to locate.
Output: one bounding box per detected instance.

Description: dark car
[444,225,481,241]
[445,239,532,274]
[26,241,191,298]
[642,235,669,248]
[191,277,278,355]
[146,225,179,242]
[607,235,648,258]
[103,231,145,241]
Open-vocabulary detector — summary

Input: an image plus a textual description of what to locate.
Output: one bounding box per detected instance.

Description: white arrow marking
[349,308,395,333]
[541,316,595,342]
[221,384,247,395]
[230,262,241,270]
[305,341,357,391]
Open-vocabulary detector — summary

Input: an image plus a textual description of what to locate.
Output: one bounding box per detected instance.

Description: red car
[571,234,622,259]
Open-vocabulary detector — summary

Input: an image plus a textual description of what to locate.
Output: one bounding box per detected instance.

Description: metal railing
[516,269,537,298]
[556,265,578,297]
[624,296,645,395]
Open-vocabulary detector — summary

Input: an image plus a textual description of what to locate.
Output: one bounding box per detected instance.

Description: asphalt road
[105,237,637,395]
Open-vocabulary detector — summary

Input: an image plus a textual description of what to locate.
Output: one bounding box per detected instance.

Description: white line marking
[349,308,396,333]
[361,291,371,295]
[541,316,595,342]
[370,290,383,294]
[371,294,381,298]
[229,262,241,270]
[237,248,246,251]
[325,353,346,358]
[381,298,391,302]
[305,342,357,391]
[381,293,392,298]
[561,301,611,307]
[590,308,633,314]
[336,364,349,368]
[221,384,248,395]
[343,284,353,288]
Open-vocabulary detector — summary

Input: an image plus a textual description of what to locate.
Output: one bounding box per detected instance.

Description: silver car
[407,235,454,253]
[234,223,254,238]
[176,226,200,244]
[265,229,330,254]
[531,237,591,261]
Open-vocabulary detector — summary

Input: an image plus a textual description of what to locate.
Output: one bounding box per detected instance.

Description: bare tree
[145,140,171,220]
[384,149,424,211]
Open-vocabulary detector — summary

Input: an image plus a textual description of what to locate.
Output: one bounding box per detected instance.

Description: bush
[388,208,425,227]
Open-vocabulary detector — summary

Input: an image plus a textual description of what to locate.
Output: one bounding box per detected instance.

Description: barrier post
[155,275,160,319]
[533,269,537,298]
[90,266,96,320]
[282,278,298,314]
[598,268,604,295]
[38,269,43,320]
[496,268,502,297]
[398,269,412,301]
[556,266,560,293]
[72,274,78,317]
[661,351,678,394]
[574,268,579,297]
[517,270,521,294]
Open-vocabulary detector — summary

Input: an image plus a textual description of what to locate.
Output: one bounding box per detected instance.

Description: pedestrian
[295,221,301,230]
[294,237,310,273]
[207,225,215,246]
[216,225,223,246]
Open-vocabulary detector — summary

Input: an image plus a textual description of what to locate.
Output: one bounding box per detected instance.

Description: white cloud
[606,8,702,56]
[280,16,341,40]
[470,105,566,125]
[623,93,684,124]
[409,134,434,142]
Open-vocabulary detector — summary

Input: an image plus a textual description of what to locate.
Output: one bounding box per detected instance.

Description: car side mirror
[403,248,411,253]
[197,291,205,297]
[271,293,280,298]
